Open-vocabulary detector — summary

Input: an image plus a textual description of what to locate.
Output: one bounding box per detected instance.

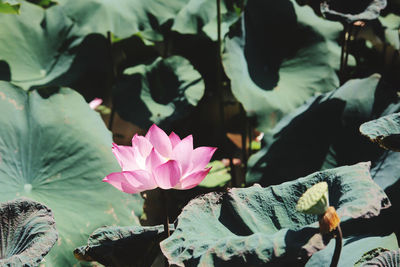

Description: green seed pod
[296,181,329,215]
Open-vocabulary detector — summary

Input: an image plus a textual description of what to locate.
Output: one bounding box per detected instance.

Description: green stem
[162,190,170,267]
[107,31,116,131]
[216,0,225,135]
[330,224,343,267]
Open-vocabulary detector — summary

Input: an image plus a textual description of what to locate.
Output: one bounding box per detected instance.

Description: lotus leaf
[307,234,398,266]
[75,224,174,267]
[114,56,205,129]
[360,112,400,152]
[246,74,390,186]
[0,198,58,266]
[222,0,341,132]
[0,82,143,266]
[161,162,390,266]
[0,2,91,90]
[171,0,244,41]
[199,160,231,188]
[360,249,400,266]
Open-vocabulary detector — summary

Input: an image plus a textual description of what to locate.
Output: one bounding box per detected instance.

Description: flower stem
[216,0,225,139]
[106,31,116,131]
[162,190,170,267]
[163,190,171,238]
[330,224,343,267]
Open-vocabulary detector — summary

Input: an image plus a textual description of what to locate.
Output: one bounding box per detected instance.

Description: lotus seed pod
[319,206,340,233]
[296,181,329,215]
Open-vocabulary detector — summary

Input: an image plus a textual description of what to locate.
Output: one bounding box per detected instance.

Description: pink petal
[176,168,211,190]
[132,134,153,157]
[103,172,141,194]
[191,147,217,172]
[89,98,103,109]
[172,135,193,175]
[112,143,141,171]
[153,160,181,189]
[146,148,166,171]
[145,124,172,157]
[103,170,157,194]
[169,132,181,149]
[123,170,157,190]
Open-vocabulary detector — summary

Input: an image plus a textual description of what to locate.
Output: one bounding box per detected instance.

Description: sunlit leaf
[222,0,341,132]
[161,162,389,266]
[199,160,231,188]
[0,2,87,90]
[360,112,400,152]
[0,82,143,266]
[0,0,19,14]
[171,0,244,41]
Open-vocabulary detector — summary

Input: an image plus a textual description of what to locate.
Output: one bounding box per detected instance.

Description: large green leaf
[0,82,143,266]
[160,162,390,266]
[360,112,400,152]
[0,198,58,266]
[56,0,242,41]
[55,0,183,40]
[171,0,243,41]
[0,2,88,90]
[246,74,393,186]
[75,224,174,267]
[114,55,205,129]
[222,0,341,132]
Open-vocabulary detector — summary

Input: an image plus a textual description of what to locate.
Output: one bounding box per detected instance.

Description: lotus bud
[296,181,329,215]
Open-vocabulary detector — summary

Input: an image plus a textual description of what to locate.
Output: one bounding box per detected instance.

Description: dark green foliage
[0,198,58,266]
[360,112,400,151]
[246,74,397,187]
[0,82,143,266]
[75,224,174,267]
[114,56,205,129]
[161,162,390,266]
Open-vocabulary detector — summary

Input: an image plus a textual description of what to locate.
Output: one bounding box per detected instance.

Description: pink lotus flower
[89,98,103,109]
[103,124,217,194]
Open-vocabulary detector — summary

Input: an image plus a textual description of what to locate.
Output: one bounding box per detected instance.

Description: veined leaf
[161,162,390,266]
[0,198,58,266]
[0,82,143,266]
